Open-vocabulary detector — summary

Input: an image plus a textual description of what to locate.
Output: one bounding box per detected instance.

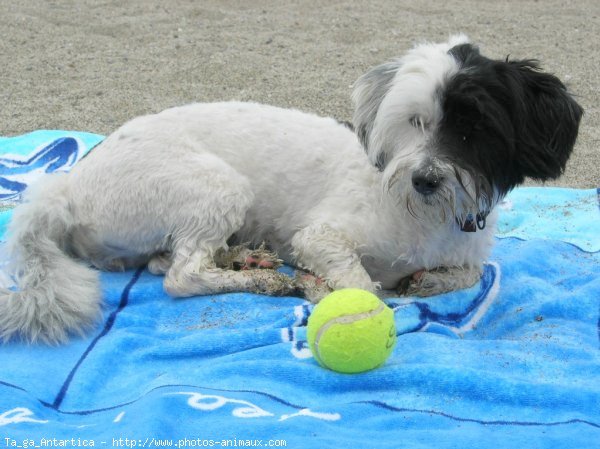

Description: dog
[0,35,583,343]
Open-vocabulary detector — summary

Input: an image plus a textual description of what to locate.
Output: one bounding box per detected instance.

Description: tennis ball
[307,288,396,374]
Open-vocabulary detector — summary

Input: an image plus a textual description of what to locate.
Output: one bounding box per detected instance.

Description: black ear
[509,61,583,181]
[448,42,482,66]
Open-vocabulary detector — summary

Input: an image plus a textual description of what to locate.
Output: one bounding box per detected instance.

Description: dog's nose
[411,168,442,195]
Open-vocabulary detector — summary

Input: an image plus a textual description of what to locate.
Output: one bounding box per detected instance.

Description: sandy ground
[0,0,597,188]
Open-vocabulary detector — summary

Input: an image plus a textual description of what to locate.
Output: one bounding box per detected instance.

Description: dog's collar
[459,212,488,232]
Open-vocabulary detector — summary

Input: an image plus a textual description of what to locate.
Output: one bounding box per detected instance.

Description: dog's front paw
[293,272,333,303]
[292,269,380,303]
[398,266,481,297]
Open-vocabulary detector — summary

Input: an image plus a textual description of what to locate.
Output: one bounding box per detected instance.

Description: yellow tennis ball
[307,288,396,374]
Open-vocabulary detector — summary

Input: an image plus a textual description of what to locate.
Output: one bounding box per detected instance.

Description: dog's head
[352,35,583,228]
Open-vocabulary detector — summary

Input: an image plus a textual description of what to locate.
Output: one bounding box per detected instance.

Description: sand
[0,0,597,187]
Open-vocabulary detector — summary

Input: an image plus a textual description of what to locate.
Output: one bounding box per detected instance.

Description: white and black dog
[0,35,583,343]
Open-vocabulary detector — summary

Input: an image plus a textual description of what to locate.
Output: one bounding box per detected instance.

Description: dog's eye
[409,115,427,131]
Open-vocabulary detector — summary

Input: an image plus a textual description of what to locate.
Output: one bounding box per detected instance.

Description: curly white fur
[1,35,581,343]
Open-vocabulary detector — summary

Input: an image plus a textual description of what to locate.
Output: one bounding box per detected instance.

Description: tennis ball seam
[313,302,386,368]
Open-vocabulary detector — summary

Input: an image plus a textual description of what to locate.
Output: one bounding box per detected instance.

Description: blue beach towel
[0,132,598,448]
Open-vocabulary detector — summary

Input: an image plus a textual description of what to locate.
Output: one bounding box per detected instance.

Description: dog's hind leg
[213,243,283,271]
[148,252,172,275]
[150,244,282,276]
[163,244,295,297]
[156,155,294,298]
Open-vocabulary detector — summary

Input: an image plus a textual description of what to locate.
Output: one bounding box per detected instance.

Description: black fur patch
[439,43,583,200]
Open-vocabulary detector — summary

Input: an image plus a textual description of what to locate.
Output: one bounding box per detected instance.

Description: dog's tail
[0,173,101,344]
